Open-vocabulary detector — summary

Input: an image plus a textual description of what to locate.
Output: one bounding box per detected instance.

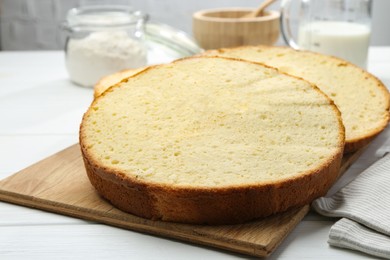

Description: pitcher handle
[280,0,299,49]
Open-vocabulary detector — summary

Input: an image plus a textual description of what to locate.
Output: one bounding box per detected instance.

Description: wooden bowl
[193,8,280,50]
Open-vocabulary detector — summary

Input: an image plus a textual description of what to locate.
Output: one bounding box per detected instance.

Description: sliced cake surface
[204,46,390,152]
[80,56,344,224]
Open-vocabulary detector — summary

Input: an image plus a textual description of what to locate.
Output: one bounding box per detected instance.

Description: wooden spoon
[242,0,277,18]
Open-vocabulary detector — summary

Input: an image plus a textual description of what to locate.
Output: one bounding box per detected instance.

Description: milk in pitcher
[298,21,370,68]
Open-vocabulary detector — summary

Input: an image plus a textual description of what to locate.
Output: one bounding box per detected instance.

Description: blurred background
[0,0,389,50]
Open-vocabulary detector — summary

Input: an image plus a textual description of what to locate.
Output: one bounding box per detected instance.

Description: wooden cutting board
[0,144,363,257]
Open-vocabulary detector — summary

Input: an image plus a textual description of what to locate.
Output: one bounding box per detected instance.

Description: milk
[298,21,370,68]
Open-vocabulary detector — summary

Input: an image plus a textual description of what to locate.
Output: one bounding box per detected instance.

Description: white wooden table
[0,48,389,259]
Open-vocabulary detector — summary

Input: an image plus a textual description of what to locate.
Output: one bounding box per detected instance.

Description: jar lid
[146,22,203,63]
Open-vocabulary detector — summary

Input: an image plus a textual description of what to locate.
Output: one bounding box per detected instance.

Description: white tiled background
[0,0,389,50]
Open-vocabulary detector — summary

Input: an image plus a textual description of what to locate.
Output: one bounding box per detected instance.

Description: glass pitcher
[280,0,372,68]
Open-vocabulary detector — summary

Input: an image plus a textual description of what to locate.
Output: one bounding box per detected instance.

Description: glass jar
[63,5,148,87]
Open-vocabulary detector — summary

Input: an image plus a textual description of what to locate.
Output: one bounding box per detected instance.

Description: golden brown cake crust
[80,56,345,224]
[81,141,343,224]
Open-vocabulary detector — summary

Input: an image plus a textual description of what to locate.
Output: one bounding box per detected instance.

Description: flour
[66,30,147,87]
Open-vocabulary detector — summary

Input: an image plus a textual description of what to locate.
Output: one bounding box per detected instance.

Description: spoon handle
[245,0,277,18]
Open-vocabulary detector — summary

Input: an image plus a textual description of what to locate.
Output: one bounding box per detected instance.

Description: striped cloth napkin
[312,153,390,259]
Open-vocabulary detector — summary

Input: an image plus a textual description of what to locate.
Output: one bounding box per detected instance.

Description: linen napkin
[312,153,390,259]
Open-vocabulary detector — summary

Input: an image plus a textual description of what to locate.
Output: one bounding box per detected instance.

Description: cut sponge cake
[80,56,345,224]
[204,46,390,153]
[94,67,146,98]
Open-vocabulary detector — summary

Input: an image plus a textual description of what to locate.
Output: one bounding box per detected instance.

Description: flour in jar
[66,30,147,87]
